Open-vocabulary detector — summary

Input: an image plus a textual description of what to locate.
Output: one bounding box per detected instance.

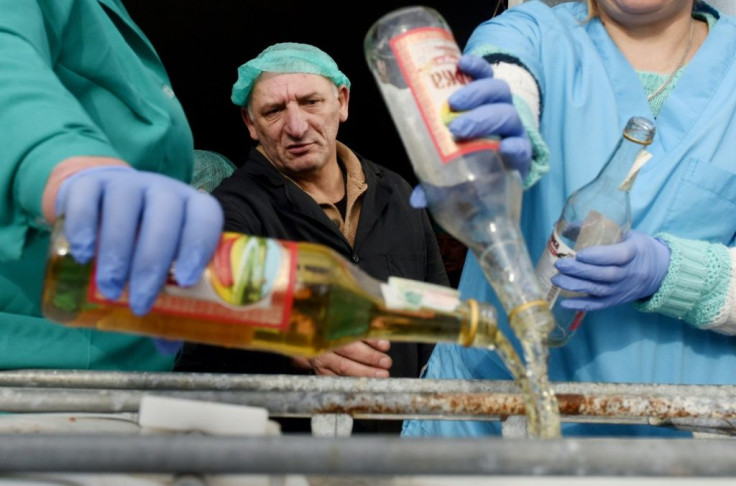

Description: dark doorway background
[124,1,501,186]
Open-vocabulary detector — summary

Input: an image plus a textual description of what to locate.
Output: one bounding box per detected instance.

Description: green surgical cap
[191,150,236,193]
[231,42,351,107]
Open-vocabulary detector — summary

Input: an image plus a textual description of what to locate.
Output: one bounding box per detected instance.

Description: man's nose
[284,106,308,136]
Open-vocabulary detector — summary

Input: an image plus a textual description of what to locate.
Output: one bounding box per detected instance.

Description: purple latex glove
[153,338,183,355]
[448,54,532,179]
[410,54,532,208]
[409,184,428,208]
[56,166,224,316]
[551,230,671,311]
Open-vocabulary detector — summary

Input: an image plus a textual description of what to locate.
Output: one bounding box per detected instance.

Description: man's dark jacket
[175,147,449,433]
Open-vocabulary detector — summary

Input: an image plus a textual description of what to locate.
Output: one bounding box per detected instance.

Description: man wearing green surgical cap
[175,42,450,434]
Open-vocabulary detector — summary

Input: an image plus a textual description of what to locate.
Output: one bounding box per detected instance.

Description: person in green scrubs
[0,0,224,370]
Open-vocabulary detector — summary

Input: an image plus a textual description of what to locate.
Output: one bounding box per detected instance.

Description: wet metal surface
[1,371,735,432]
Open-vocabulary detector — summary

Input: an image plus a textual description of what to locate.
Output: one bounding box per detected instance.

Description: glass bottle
[535,116,656,346]
[364,5,552,339]
[365,6,560,439]
[42,221,501,357]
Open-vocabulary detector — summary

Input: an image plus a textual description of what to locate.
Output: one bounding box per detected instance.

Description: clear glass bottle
[365,6,560,439]
[535,116,656,346]
[42,220,501,357]
[364,5,552,337]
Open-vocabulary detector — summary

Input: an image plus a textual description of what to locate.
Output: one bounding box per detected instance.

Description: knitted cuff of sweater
[634,233,732,332]
[511,87,549,189]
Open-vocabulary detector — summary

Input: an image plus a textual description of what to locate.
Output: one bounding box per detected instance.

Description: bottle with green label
[42,220,501,358]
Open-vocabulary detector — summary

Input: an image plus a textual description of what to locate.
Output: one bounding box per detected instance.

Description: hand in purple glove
[153,338,183,356]
[448,54,532,179]
[551,230,671,311]
[56,166,224,316]
[410,54,532,209]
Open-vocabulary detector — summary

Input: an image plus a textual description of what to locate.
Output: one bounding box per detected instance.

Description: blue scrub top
[404,0,736,437]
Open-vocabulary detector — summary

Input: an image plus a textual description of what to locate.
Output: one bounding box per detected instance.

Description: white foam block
[138,395,280,436]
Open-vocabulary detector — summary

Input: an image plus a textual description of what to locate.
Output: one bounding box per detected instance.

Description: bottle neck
[464,299,498,349]
[594,138,647,192]
[364,299,498,348]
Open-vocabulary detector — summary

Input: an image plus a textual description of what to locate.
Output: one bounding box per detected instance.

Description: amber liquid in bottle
[42,222,498,358]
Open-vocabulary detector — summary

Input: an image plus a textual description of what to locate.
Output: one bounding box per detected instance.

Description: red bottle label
[86,233,297,330]
[390,26,499,163]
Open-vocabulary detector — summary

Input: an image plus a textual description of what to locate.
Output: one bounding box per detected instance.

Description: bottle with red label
[42,219,501,358]
[364,6,553,346]
[535,116,656,346]
[365,6,561,438]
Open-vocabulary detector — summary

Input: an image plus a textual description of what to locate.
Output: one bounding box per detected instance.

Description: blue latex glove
[153,338,183,356]
[551,230,671,311]
[448,54,532,179]
[410,54,532,208]
[56,166,224,316]
[410,184,428,208]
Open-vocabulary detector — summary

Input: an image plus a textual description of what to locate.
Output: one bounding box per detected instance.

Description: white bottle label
[381,276,461,312]
[536,227,575,307]
[618,150,652,192]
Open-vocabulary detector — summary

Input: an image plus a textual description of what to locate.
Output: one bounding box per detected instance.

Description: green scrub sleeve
[635,233,732,331]
[0,1,121,260]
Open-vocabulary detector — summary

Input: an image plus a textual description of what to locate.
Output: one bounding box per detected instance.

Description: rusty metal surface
[3,370,733,397]
[1,371,735,478]
[1,371,735,432]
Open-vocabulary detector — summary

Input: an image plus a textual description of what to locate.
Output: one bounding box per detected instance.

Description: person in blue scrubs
[403,0,736,437]
[0,0,223,370]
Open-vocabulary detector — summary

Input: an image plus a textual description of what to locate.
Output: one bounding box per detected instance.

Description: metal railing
[2,370,735,433]
[0,369,735,477]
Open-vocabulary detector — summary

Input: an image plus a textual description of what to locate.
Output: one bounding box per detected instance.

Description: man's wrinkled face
[244,72,349,178]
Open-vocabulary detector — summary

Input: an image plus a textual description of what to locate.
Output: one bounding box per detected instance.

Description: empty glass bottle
[365,5,560,439]
[535,116,656,346]
[364,5,552,337]
[42,220,500,357]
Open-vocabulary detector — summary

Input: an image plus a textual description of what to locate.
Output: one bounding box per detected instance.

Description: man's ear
[241,107,258,141]
[338,85,349,123]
